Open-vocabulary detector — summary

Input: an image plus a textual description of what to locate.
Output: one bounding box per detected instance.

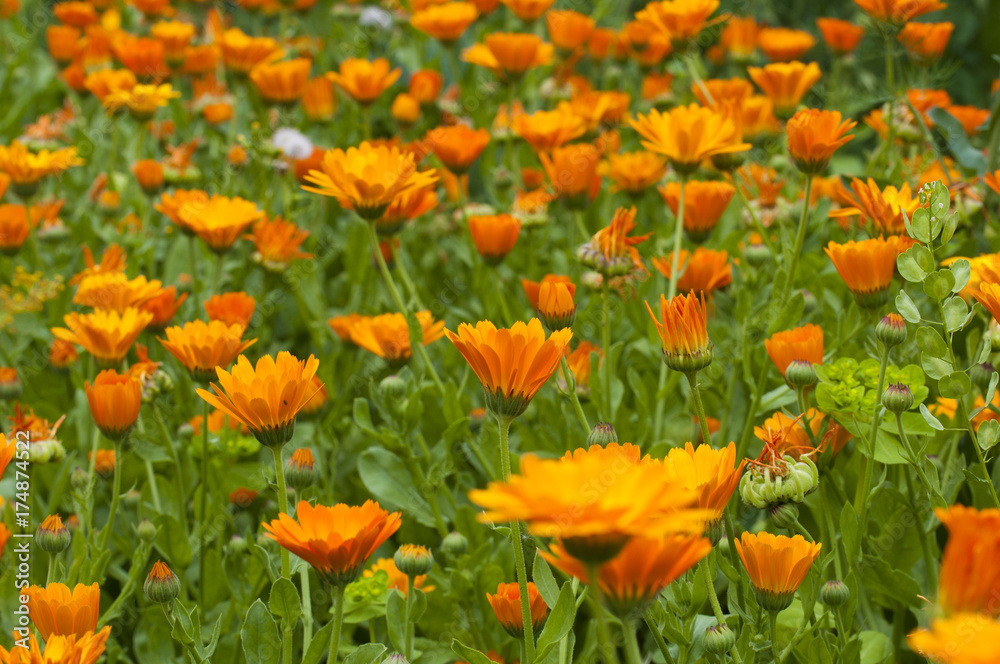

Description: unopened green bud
[785,360,817,388]
[769,502,800,529]
[587,421,618,447]
[441,531,468,557]
[36,515,71,553]
[395,544,434,577]
[882,383,914,414]
[144,561,181,604]
[704,624,737,655]
[875,313,907,348]
[380,374,407,398]
[821,580,850,607]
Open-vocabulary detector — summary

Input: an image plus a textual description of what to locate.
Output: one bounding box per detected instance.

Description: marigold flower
[785,109,856,175]
[720,15,758,60]
[0,141,84,190]
[85,369,141,441]
[488,582,548,638]
[390,93,420,127]
[131,159,164,195]
[250,58,311,105]
[375,185,437,235]
[246,215,313,270]
[578,206,651,277]
[635,0,721,49]
[50,339,79,369]
[658,180,734,241]
[46,25,81,63]
[462,33,554,81]
[606,151,668,195]
[692,77,753,108]
[908,613,1000,664]
[499,0,553,21]
[630,104,750,175]
[363,557,434,597]
[178,194,263,254]
[830,177,919,234]
[262,500,401,586]
[409,70,443,104]
[150,20,195,65]
[736,532,821,611]
[155,188,208,234]
[26,582,100,640]
[934,505,1000,616]
[974,282,1000,325]
[73,272,162,313]
[0,204,29,254]
[197,352,322,448]
[328,313,367,341]
[757,27,816,62]
[538,143,601,207]
[652,247,731,296]
[52,308,152,367]
[825,236,908,308]
[945,105,990,136]
[854,0,947,25]
[468,213,521,265]
[898,21,953,61]
[137,287,184,331]
[559,342,600,396]
[425,124,491,175]
[641,72,674,102]
[747,61,822,117]
[71,244,127,286]
[546,10,595,52]
[326,58,401,106]
[816,17,864,55]
[0,626,112,664]
[646,291,712,373]
[411,2,479,44]
[348,311,445,364]
[658,442,746,523]
[511,108,586,153]
[83,68,136,102]
[159,320,256,382]
[765,324,824,378]
[219,28,283,74]
[301,76,337,122]
[103,83,180,120]
[521,275,576,330]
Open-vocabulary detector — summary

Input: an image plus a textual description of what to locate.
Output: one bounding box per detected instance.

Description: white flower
[271,128,313,160]
[359,6,393,30]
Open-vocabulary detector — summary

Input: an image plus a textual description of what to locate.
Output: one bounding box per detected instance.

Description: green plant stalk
[189,236,200,313]
[97,438,124,554]
[327,585,346,664]
[789,519,814,542]
[271,446,291,579]
[894,411,943,507]
[162,603,205,664]
[779,175,813,306]
[494,274,515,326]
[736,360,772,460]
[883,31,896,167]
[854,345,889,530]
[404,574,417,659]
[560,356,590,434]
[601,282,613,421]
[47,554,56,585]
[686,371,712,444]
[902,464,938,592]
[735,184,776,254]
[212,253,223,296]
[574,209,588,241]
[769,610,781,664]
[154,404,188,535]
[819,482,844,581]
[498,417,536,664]
[643,611,677,664]
[701,556,743,664]
[200,399,210,613]
[621,619,642,664]
[588,566,617,664]
[144,459,162,512]
[301,552,313,647]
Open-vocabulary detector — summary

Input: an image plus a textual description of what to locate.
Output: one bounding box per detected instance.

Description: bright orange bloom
[854,0,946,24]
[302,77,337,122]
[739,95,781,139]
[539,143,601,205]
[825,236,908,308]
[487,582,548,638]
[53,1,97,26]
[720,15,758,60]
[521,275,576,330]
[179,195,263,253]
[377,185,438,234]
[653,248,732,295]
[446,319,572,418]
[658,180,735,241]
[909,613,1000,664]
[155,188,208,234]
[52,308,152,367]
[607,151,668,195]
[830,177,919,234]
[816,17,864,55]
[103,83,180,120]
[642,72,675,102]
[468,213,521,264]
[587,28,630,61]
[182,44,219,75]
[83,68,137,102]
[425,124,490,175]
[70,244,126,286]
[26,582,100,640]
[140,287,185,330]
[934,505,1000,617]
[634,0,722,47]
[578,206,651,277]
[945,105,990,136]
[158,320,256,382]
[326,58,400,106]
[629,104,750,174]
[348,311,446,363]
[785,109,856,175]
[246,215,313,270]
[197,352,322,448]
[132,159,164,195]
[0,432,14,479]
[511,108,586,152]
[391,93,420,127]
[974,282,1000,324]
[129,0,170,17]
[735,532,821,611]
[409,70,443,104]
[72,273,163,313]
[546,10,595,52]
[411,2,479,43]
[757,27,816,62]
[250,58,311,104]
[0,141,83,188]
[462,33,554,81]
[363,557,434,597]
[657,442,746,521]
[765,324,824,378]
[85,369,141,441]
[0,626,112,664]
[328,313,367,341]
[46,25,81,63]
[150,20,195,64]
[219,28,283,74]
[692,77,753,107]
[300,376,328,416]
[263,500,401,586]
[747,61,822,116]
[0,204,29,253]
[754,409,850,460]
[111,36,169,80]
[898,21,953,61]
[646,291,712,372]
[499,0,553,21]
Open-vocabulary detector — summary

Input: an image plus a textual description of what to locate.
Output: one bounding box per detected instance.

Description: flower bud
[704,624,737,655]
[380,374,407,398]
[882,383,914,414]
[587,421,618,447]
[821,579,850,607]
[769,502,800,529]
[0,369,23,400]
[70,467,90,491]
[441,531,468,557]
[971,362,995,394]
[228,535,249,555]
[801,289,818,315]
[744,239,771,268]
[137,519,158,542]
[875,313,907,348]
[394,544,434,577]
[284,448,315,492]
[716,535,730,557]
[177,422,195,439]
[36,514,71,553]
[740,454,819,509]
[145,561,181,604]
[785,360,817,388]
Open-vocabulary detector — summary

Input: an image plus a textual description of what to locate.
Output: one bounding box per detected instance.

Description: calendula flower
[521,275,576,330]
[326,58,401,106]
[46,25,81,62]
[197,352,322,448]
[757,27,816,62]
[974,282,1000,325]
[139,287,185,331]
[542,534,711,616]
[898,21,953,62]
[53,1,98,26]
[607,151,668,195]
[630,104,750,175]
[691,77,754,107]
[462,33,553,81]
[825,236,908,308]
[736,532,821,611]
[73,273,164,312]
[246,215,313,270]
[945,105,990,136]
[0,627,112,664]
[411,2,479,44]
[652,247,731,296]
[830,177,919,235]
[158,320,256,383]
[646,291,712,373]
[83,68,137,102]
[363,557,434,597]
[179,195,264,253]
[500,0,553,21]
[409,70,443,104]
[202,293,256,330]
[488,582,548,638]
[0,141,84,192]
[52,308,152,367]
[854,0,947,25]
[155,188,207,235]
[785,109,856,175]
[658,442,746,526]
[0,204,29,254]
[447,319,571,419]
[302,76,337,122]
[539,143,601,207]
[719,15,758,61]
[103,83,180,120]
[546,10,595,53]
[150,20,196,65]
[577,206,651,277]
[934,505,1000,616]
[765,324,824,379]
[425,124,491,175]
[376,185,437,235]
[909,613,1000,664]
[511,108,586,153]
[250,58,311,105]
[747,61,822,117]
[634,0,722,49]
[302,142,438,221]
[219,28,283,74]
[816,17,864,55]
[26,582,100,640]
[658,180,735,241]
[85,369,141,441]
[132,159,164,195]
[262,500,401,586]
[348,311,445,364]
[468,213,521,265]
[390,93,420,127]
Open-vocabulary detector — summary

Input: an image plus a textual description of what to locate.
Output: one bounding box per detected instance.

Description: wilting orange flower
[934,505,1000,617]
[630,104,750,174]
[748,61,822,116]
[831,177,919,234]
[447,319,572,419]
[658,442,746,522]
[302,77,337,122]
[219,28,283,74]
[909,613,1000,664]
[363,557,434,597]
[0,141,83,188]
[159,320,256,382]
[85,369,141,441]
[250,58,311,104]
[0,626,112,664]
[606,151,668,195]
[499,0,553,21]
[755,409,850,460]
[197,352,322,448]
[488,582,548,638]
[511,108,586,153]
[425,125,490,175]
[765,324,824,378]
[736,532,821,611]
[179,195,263,253]
[757,27,816,62]
[546,10,594,52]
[0,204,29,253]
[719,15,758,60]
[578,206,651,277]
[658,180,735,241]
[263,500,401,586]
[785,109,856,175]
[521,275,576,330]
[539,143,601,205]
[409,70,443,104]
[898,21,953,61]
[854,0,947,24]
[348,311,446,363]
[653,247,732,295]
[462,33,554,81]
[73,273,164,312]
[103,83,180,120]
[825,236,908,307]
[326,58,401,106]
[468,214,521,264]
[411,2,479,43]
[52,308,152,367]
[26,582,100,640]
[816,17,864,55]
[246,216,313,270]
[302,142,438,220]
[646,291,712,372]
[634,0,722,47]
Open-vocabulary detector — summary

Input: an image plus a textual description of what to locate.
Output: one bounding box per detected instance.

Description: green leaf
[895,291,921,323]
[978,337,993,364]
[910,207,932,244]
[939,372,972,398]
[916,327,948,359]
[386,589,407,654]
[941,210,959,246]
[268,578,302,625]
[979,420,1000,451]
[767,291,805,335]
[535,582,578,661]
[920,352,952,380]
[451,639,497,664]
[943,296,969,332]
[896,252,927,283]
[358,448,437,528]
[927,108,988,175]
[949,259,971,293]
[532,550,560,608]
[241,599,280,664]
[154,515,192,569]
[840,503,859,565]
[919,404,945,431]
[923,270,956,300]
[343,644,387,664]
[859,630,892,664]
[301,621,333,664]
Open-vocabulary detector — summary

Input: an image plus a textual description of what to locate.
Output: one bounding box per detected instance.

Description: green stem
[588,566,617,664]
[574,209,588,241]
[47,554,56,585]
[903,465,938,592]
[154,404,188,535]
[499,418,536,664]
[736,183,776,254]
[736,360,771,460]
[97,438,124,553]
[855,345,889,533]
[301,564,313,647]
[884,31,896,166]
[622,620,642,664]
[666,177,687,299]
[643,611,677,664]
[189,235,200,313]
[328,585,346,664]
[271,446,291,579]
[790,519,814,542]
[701,556,743,664]
[200,399,210,614]
[494,273,515,325]
[212,253,223,296]
[685,371,712,444]
[779,175,813,306]
[144,460,162,512]
[601,282,613,421]
[769,611,781,664]
[560,356,591,434]
[405,574,417,659]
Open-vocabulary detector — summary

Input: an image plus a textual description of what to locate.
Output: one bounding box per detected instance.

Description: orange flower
[720,15,758,61]
[52,308,152,367]
[111,37,169,80]
[390,93,420,127]
[765,324,824,378]
[53,1,98,26]
[363,557,434,597]
[634,0,722,48]
[150,20,195,65]
[462,33,554,81]
[129,0,171,17]
[499,0,553,21]
[816,17,864,55]
[70,244,126,286]
[446,319,572,419]
[735,532,821,611]
[642,72,675,102]
[854,0,947,25]
[246,215,313,270]
[909,613,1000,664]
[139,287,185,331]
[539,143,601,206]
[85,369,141,441]
[103,83,180,120]
[348,311,446,363]
[487,582,548,638]
[46,25,81,63]
[0,204,29,254]
[646,291,712,372]
[658,442,746,522]
[692,77,754,107]
[182,44,219,75]
[219,28,283,74]
[302,142,438,221]
[825,236,907,308]
[0,627,112,664]
[83,68,137,102]
[629,104,750,174]
[376,185,437,235]
[973,282,1000,324]
[658,180,735,241]
[546,10,595,52]
[73,273,164,312]
[250,58,311,105]
[159,320,256,382]
[560,341,600,394]
[132,159,164,194]
[898,21,953,61]
[757,27,816,62]
[934,505,1000,617]
[179,195,264,253]
[0,432,14,478]
[409,70,443,104]
[300,376,328,416]
[197,352,322,448]
[652,247,732,296]
[302,77,337,122]
[425,124,491,175]
[0,141,83,189]
[26,582,100,640]
[830,177,919,234]
[156,188,208,235]
[739,95,781,139]
[578,206,651,277]
[785,109,856,175]
[328,313,367,341]
[411,2,479,44]
[50,339,79,369]
[606,151,668,195]
[945,105,990,136]
[521,275,576,330]
[468,213,521,264]
[263,500,401,586]
[747,61,822,116]
[326,58,400,106]
[511,108,586,152]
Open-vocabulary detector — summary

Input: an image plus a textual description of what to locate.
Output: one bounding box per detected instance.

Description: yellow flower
[179,195,264,254]
[103,83,180,120]
[348,311,445,363]
[629,104,750,174]
[51,308,152,368]
[462,33,554,81]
